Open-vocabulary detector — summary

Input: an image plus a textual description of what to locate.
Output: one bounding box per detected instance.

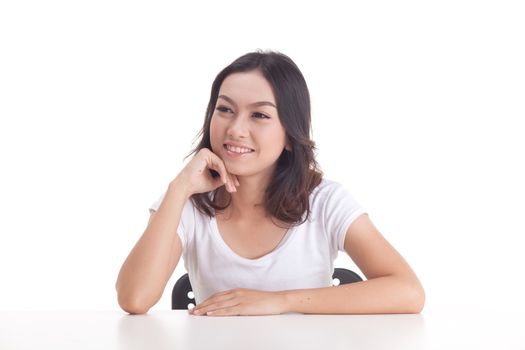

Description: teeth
[226,144,253,154]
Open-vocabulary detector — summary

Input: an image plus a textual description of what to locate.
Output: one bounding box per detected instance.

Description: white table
[1,310,523,349]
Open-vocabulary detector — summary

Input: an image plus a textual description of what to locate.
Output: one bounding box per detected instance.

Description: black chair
[171,268,363,310]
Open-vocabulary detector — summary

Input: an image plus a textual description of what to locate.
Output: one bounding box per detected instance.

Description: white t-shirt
[148,178,367,304]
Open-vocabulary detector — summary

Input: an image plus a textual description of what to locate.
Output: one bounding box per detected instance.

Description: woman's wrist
[169,176,192,200]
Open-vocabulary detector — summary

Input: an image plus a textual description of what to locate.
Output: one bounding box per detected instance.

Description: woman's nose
[227,114,250,137]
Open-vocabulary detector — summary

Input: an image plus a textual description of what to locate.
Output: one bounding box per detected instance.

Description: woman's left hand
[189,288,287,316]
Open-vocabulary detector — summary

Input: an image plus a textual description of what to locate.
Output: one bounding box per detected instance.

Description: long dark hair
[184,49,323,228]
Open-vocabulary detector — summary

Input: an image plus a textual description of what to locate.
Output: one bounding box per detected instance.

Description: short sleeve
[322,181,368,253]
[148,189,194,252]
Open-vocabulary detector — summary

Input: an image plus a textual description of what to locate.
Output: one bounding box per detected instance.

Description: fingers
[208,152,229,185]
[190,292,237,315]
[208,151,237,192]
[210,152,231,188]
[227,174,237,193]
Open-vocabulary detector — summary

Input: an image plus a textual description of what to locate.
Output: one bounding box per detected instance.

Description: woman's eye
[253,112,270,119]
[216,106,270,120]
[216,106,232,113]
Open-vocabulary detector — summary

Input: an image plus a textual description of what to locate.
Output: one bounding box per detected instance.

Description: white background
[1,0,523,314]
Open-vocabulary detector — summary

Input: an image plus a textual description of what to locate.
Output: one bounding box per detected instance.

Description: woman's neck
[215,186,268,222]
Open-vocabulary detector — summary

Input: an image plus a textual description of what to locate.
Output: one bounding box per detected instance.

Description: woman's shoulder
[310,177,347,198]
[309,177,363,211]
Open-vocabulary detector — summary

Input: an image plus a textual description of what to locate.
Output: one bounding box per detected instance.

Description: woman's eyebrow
[218,94,276,109]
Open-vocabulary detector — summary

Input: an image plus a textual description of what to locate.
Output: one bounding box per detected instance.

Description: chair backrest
[171,268,363,310]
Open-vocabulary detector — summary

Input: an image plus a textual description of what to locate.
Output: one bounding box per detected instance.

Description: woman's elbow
[121,304,150,315]
[118,294,151,315]
[406,282,425,313]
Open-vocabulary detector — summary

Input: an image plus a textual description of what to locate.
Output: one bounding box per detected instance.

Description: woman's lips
[223,144,254,158]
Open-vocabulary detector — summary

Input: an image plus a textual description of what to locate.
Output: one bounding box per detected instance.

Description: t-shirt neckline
[209,213,297,263]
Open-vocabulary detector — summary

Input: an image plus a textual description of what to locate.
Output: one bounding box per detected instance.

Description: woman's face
[210,70,290,178]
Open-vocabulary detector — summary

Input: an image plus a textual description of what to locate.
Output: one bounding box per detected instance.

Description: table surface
[1,309,523,350]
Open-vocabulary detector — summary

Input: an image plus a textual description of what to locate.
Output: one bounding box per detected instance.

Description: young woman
[116,50,425,316]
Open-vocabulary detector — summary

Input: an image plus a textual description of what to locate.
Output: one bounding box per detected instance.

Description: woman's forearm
[282,275,425,314]
[116,179,190,314]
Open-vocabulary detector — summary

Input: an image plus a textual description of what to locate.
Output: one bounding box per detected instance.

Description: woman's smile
[223,144,255,158]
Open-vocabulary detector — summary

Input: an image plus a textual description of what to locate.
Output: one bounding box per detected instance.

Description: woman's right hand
[173,148,239,197]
